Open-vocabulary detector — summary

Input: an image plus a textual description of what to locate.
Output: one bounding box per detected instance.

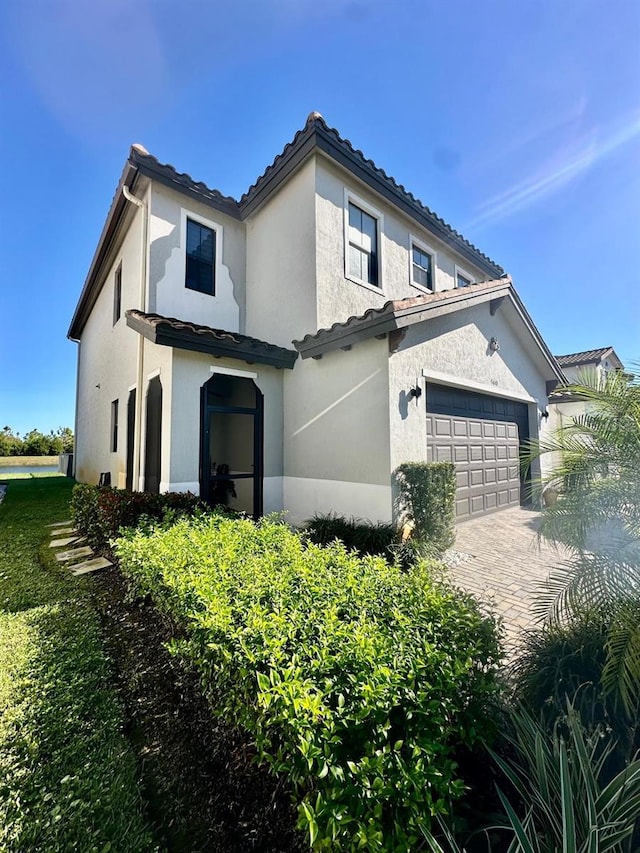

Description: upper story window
[410,239,435,292]
[113,263,122,325]
[455,265,474,289]
[186,218,216,295]
[347,200,379,288]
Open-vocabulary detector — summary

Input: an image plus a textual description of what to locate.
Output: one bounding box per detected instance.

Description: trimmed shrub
[394,462,456,555]
[305,513,400,559]
[115,514,502,851]
[70,483,207,553]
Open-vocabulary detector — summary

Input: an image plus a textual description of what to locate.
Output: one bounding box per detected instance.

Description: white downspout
[122,182,149,490]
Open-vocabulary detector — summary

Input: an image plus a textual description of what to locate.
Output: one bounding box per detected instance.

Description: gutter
[122,183,149,491]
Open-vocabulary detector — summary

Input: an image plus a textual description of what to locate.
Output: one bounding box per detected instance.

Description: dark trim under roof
[69,113,505,339]
[125,310,297,370]
[293,278,565,382]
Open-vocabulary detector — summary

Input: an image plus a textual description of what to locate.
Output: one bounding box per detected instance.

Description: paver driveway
[445,506,570,652]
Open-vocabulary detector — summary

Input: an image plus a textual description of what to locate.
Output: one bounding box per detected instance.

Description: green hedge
[115,514,501,851]
[305,513,400,559]
[70,484,207,553]
[394,462,456,555]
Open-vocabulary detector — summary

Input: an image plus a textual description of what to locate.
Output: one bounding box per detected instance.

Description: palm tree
[524,366,640,712]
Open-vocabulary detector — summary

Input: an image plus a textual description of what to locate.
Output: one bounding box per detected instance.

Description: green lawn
[0,456,59,467]
[0,478,155,852]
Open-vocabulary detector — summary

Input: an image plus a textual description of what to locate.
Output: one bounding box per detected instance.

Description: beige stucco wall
[244,158,318,348]
[282,338,392,524]
[75,194,147,486]
[388,301,555,485]
[314,157,489,332]
[148,183,245,332]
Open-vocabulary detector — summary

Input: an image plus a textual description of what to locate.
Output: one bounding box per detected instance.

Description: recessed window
[347,201,379,287]
[113,263,122,325]
[455,266,474,289]
[411,244,434,291]
[186,218,216,295]
[110,399,119,452]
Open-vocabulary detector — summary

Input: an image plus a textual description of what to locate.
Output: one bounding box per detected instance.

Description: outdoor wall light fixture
[409,386,422,399]
[540,409,549,420]
[489,336,500,352]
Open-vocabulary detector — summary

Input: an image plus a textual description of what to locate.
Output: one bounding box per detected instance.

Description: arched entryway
[200,373,263,518]
[144,376,162,494]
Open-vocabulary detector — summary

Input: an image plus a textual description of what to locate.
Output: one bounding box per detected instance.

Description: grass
[0,478,155,852]
[0,455,59,467]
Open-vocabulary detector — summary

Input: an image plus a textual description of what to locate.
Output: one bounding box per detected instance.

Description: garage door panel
[435,446,452,462]
[426,391,525,520]
[435,418,453,436]
[471,495,484,513]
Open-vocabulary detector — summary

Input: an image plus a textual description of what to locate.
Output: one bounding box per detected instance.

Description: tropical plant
[523,366,640,713]
[511,611,640,776]
[422,703,640,853]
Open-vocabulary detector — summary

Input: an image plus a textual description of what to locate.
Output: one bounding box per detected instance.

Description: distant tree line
[0,426,74,457]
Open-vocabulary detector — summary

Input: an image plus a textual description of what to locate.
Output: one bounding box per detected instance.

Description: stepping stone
[50,526,76,536]
[55,545,94,562]
[70,557,112,576]
[48,520,72,528]
[49,536,83,548]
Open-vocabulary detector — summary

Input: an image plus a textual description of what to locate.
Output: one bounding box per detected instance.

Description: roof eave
[125,311,297,370]
[294,283,511,359]
[68,157,139,341]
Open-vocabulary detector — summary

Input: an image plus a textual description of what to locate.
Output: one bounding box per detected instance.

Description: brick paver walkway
[445,506,570,652]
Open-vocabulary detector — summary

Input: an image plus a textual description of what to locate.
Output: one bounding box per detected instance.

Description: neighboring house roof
[555,347,623,368]
[125,310,298,369]
[69,112,504,340]
[293,278,565,382]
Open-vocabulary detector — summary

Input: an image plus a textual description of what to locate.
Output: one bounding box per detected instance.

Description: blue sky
[1,0,638,435]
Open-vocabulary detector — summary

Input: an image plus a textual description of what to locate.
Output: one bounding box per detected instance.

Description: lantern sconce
[408,386,422,399]
[489,336,500,352]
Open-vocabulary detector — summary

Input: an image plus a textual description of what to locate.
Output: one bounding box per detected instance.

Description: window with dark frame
[348,202,379,287]
[113,263,122,324]
[412,245,433,290]
[110,399,119,452]
[457,272,472,288]
[186,218,216,295]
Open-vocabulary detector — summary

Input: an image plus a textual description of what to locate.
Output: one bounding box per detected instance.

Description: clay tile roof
[129,146,241,218]
[555,348,614,367]
[240,113,504,276]
[293,278,513,356]
[125,310,297,369]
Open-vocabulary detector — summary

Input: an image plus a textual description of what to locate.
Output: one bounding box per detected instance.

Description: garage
[426,384,530,519]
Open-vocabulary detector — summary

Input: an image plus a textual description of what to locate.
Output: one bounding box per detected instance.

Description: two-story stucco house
[68,112,564,524]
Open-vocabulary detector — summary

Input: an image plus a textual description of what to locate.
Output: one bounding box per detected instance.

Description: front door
[200,373,263,519]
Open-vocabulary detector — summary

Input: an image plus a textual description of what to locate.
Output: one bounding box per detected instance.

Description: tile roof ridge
[236,114,503,274]
[128,145,239,207]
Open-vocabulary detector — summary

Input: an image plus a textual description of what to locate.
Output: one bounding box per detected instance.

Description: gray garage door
[426,385,529,519]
